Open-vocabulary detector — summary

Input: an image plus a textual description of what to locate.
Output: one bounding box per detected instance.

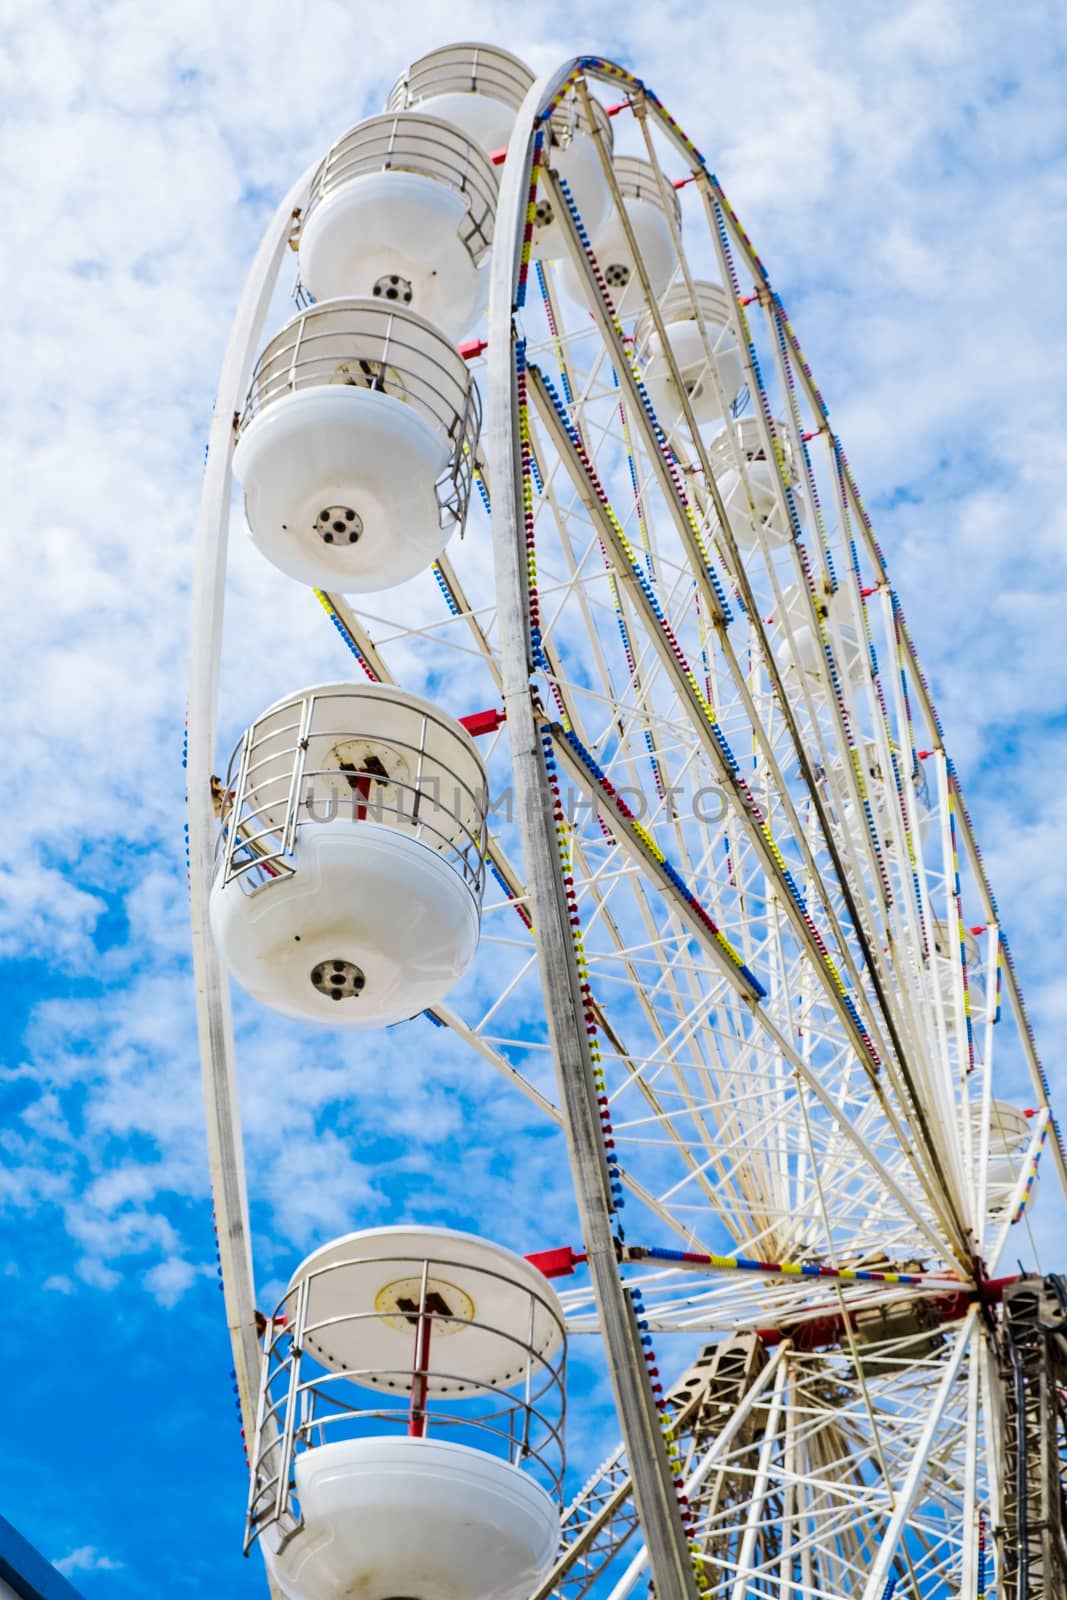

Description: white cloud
[55,1545,124,1577]
[144,1255,201,1306]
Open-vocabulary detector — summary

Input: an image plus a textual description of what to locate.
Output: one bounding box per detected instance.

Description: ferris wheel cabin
[248,1226,565,1600]
[707,415,807,549]
[297,113,498,342]
[209,684,488,1028]
[532,92,615,256]
[634,282,745,430]
[232,299,480,592]
[977,1100,1040,1219]
[773,581,866,691]
[387,43,534,154]
[561,154,681,315]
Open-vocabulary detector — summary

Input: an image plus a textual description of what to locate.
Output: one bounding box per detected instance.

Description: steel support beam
[488,65,700,1600]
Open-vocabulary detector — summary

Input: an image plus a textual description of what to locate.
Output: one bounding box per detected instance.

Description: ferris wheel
[187,43,1067,1600]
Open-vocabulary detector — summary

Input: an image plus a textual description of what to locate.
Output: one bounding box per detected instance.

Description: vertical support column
[487,67,699,1600]
[960,1324,983,1598]
[727,1357,787,1600]
[187,165,313,1439]
[408,1258,433,1439]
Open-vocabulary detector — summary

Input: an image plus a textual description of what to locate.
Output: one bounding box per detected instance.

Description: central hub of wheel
[314,505,363,545]
[605,262,631,288]
[372,272,413,305]
[534,199,555,227]
[310,959,366,1001]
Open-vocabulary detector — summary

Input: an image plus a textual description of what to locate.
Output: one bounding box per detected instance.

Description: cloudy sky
[1,0,1065,1591]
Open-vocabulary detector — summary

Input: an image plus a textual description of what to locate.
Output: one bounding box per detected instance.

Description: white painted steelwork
[190,47,1066,1600]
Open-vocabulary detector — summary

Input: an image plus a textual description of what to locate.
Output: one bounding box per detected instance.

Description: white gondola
[561,155,680,315]
[210,685,488,1028]
[231,299,480,591]
[634,281,744,429]
[388,42,534,155]
[802,737,936,867]
[533,91,614,256]
[708,416,806,550]
[830,741,931,857]
[972,1100,1035,1216]
[298,113,498,342]
[773,581,866,692]
[931,918,985,1031]
[816,743,884,834]
[249,1226,565,1600]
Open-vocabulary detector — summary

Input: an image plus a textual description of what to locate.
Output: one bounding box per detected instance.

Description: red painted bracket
[526,1245,586,1279]
[459,708,507,738]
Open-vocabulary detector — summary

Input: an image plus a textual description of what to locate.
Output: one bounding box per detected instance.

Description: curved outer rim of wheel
[186,162,316,1441]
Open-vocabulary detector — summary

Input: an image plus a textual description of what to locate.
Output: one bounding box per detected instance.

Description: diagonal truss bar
[858,1307,978,1600]
[526,359,967,1263]
[534,1341,785,1600]
[700,165,1067,1205]
[545,717,764,1000]
[600,1342,792,1600]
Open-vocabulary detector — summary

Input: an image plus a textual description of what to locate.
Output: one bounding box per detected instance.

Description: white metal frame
[188,50,1064,1600]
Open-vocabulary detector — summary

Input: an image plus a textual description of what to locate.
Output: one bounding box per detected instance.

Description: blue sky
[2,0,1066,1591]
